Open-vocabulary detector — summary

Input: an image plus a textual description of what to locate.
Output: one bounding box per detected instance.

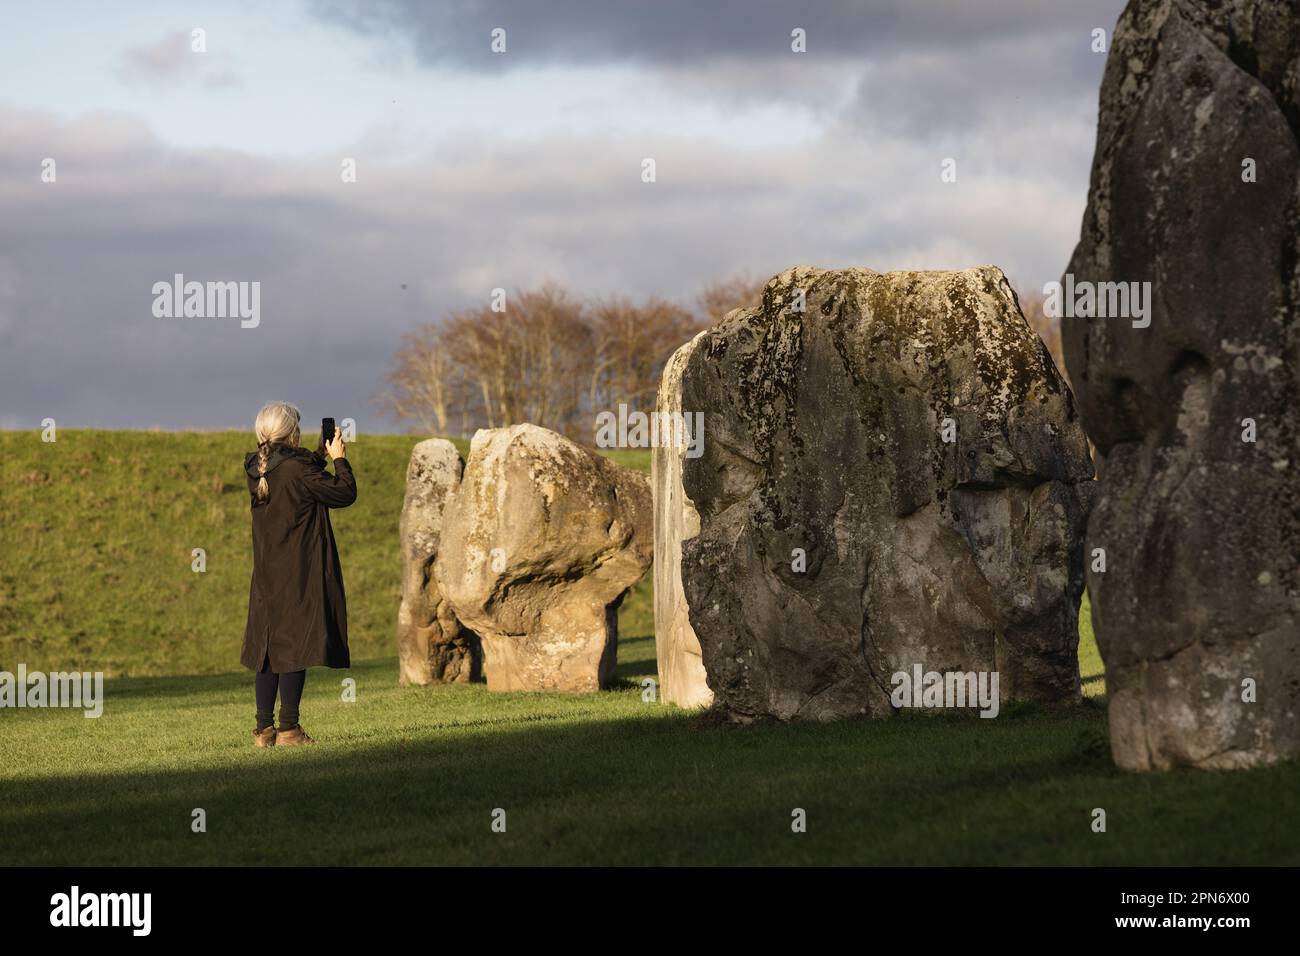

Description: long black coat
[240,443,357,673]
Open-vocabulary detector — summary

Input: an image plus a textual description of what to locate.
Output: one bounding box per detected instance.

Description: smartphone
[321,417,336,448]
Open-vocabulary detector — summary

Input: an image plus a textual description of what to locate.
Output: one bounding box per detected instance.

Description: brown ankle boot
[276,724,316,746]
[253,725,277,748]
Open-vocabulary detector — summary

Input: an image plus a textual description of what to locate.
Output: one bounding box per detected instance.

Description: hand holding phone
[321,418,345,461]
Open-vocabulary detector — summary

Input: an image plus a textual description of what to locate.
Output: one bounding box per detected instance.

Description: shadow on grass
[100,631,660,704]
[3,689,1297,866]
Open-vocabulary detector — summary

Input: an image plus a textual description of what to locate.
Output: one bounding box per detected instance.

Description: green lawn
[2,430,1296,866]
[0,429,648,677]
[3,652,1297,865]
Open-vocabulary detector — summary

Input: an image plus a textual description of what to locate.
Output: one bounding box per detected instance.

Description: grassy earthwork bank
[0,430,1297,865]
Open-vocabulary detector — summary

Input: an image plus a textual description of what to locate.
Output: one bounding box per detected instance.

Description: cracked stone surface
[396,439,480,685]
[1063,0,1300,769]
[435,424,653,692]
[658,265,1094,721]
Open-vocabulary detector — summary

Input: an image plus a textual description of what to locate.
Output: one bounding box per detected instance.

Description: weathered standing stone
[397,439,480,685]
[653,331,713,709]
[435,424,653,692]
[661,265,1094,721]
[1063,0,1300,770]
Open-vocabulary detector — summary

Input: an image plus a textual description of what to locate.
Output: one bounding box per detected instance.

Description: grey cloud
[0,106,1091,431]
[842,27,1110,144]
[311,0,1125,68]
[311,0,1126,135]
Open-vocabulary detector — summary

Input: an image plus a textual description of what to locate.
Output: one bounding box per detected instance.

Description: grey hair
[253,401,301,502]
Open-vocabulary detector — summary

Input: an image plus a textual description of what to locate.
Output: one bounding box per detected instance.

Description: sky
[0,0,1127,432]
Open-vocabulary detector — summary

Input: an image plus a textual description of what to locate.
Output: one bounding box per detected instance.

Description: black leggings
[255,653,307,730]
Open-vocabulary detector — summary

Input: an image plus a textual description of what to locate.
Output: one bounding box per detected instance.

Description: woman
[241,401,356,747]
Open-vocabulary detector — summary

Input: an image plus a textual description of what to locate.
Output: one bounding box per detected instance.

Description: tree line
[376,275,1065,441]
[376,274,766,439]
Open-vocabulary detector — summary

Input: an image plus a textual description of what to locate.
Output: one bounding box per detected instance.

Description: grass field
[2,430,1297,865]
[0,429,649,677]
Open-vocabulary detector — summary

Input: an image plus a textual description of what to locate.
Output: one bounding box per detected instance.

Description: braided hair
[252,401,301,502]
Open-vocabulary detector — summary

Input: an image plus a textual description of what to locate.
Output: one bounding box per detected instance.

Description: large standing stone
[435,424,653,692]
[396,439,480,685]
[1063,0,1300,769]
[653,331,713,709]
[661,265,1094,721]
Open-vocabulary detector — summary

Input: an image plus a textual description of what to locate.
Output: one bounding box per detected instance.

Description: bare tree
[375,324,462,435]
[513,282,592,433]
[436,282,591,436]
[378,273,771,438]
[695,272,767,325]
[588,295,700,414]
[441,304,505,428]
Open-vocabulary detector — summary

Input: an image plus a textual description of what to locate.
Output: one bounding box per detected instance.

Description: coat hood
[244,443,315,480]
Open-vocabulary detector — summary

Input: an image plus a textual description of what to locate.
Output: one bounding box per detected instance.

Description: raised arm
[302,455,357,508]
